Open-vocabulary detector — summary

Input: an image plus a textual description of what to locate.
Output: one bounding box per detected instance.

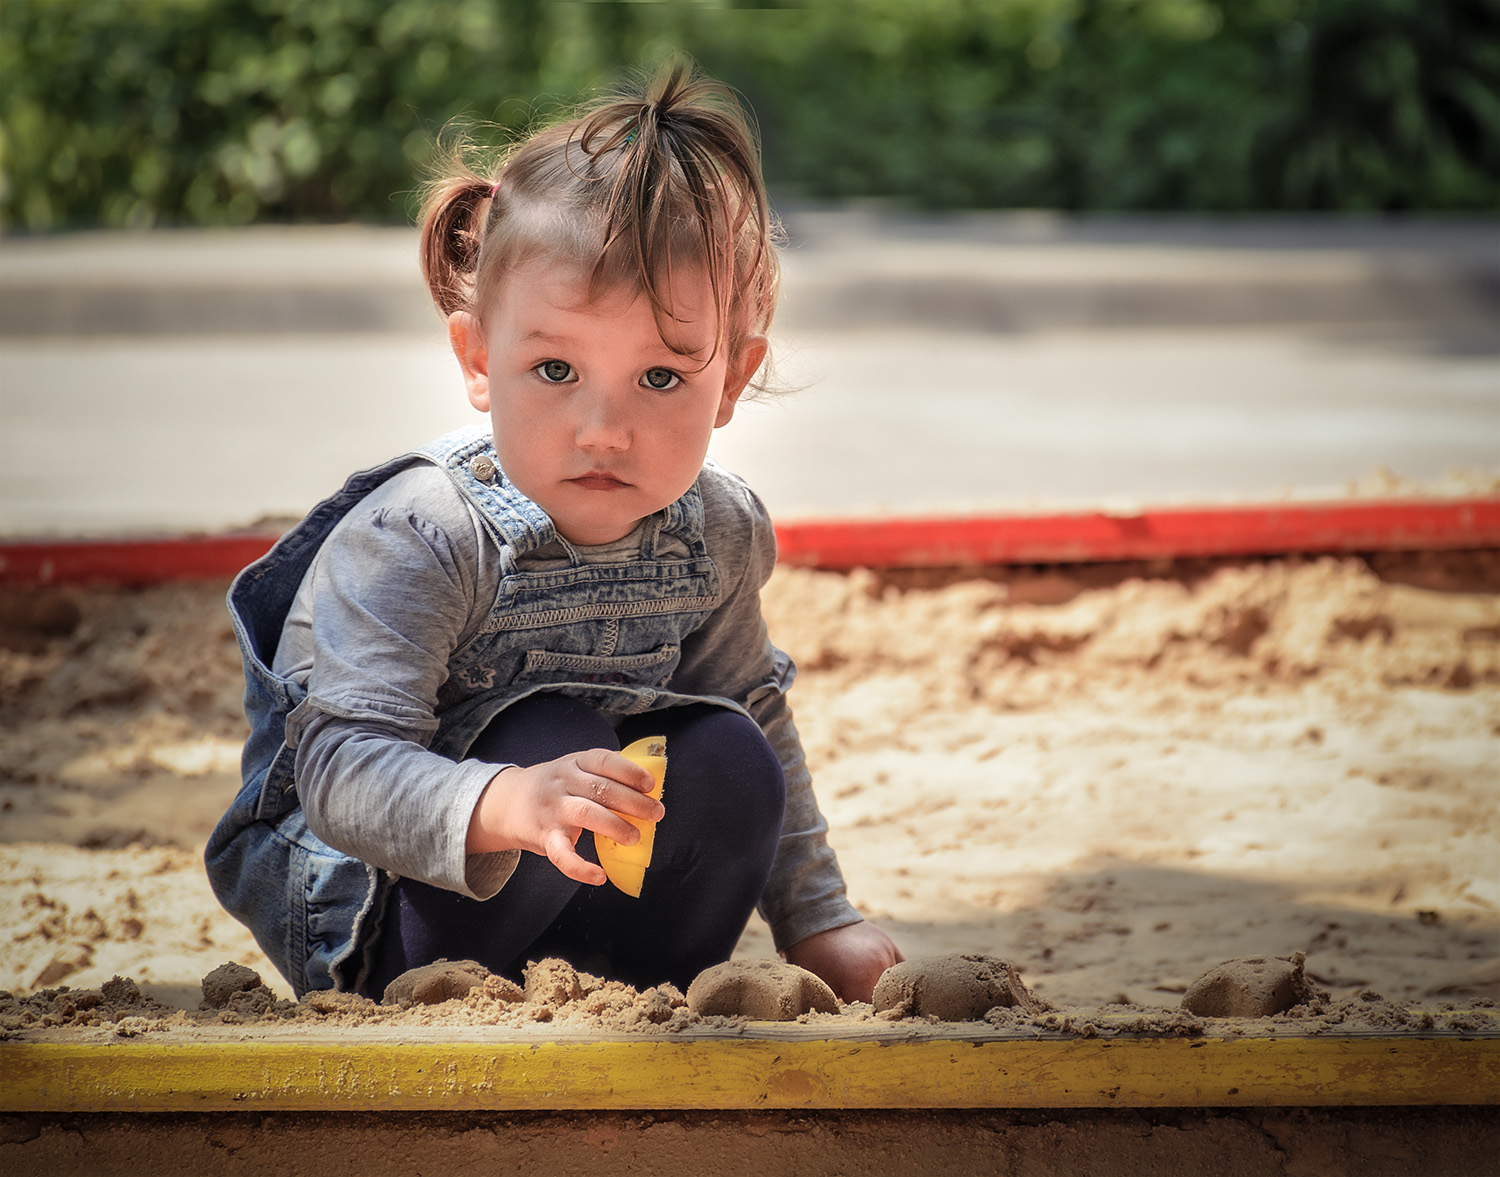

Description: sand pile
[688,959,839,1019]
[3,951,1490,1044]
[1,552,1497,1012]
[0,956,700,1036]
[872,954,1048,1021]
[762,554,1500,705]
[1180,952,1318,1017]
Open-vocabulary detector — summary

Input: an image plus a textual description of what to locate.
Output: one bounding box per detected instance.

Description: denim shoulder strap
[413,427,563,569]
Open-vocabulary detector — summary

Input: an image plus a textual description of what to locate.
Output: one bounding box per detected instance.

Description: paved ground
[1,210,1496,537]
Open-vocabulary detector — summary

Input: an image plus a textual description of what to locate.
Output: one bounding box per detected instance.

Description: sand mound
[382,959,513,1007]
[687,959,840,1020]
[1181,952,1321,1017]
[0,974,176,1036]
[199,960,285,1017]
[872,955,1048,1021]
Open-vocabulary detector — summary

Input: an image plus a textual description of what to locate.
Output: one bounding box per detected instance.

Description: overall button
[469,455,497,483]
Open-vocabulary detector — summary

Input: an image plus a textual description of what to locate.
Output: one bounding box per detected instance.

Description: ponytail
[418,159,496,317]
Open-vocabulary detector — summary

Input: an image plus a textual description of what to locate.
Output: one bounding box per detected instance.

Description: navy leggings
[363,695,787,997]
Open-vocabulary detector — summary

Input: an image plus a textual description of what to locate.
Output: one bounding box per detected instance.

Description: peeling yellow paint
[2,1034,1495,1113]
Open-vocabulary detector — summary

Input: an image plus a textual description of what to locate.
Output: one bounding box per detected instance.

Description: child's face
[449,260,765,548]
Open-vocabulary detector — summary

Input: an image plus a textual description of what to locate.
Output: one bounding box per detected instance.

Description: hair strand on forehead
[583,62,761,363]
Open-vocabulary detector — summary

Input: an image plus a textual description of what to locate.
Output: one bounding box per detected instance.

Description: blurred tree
[1,0,1495,231]
[1254,0,1500,209]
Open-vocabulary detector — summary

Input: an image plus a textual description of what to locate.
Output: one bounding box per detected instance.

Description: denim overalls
[205,426,749,996]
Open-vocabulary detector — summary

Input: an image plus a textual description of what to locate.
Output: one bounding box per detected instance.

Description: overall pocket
[279,809,385,997]
[516,644,680,689]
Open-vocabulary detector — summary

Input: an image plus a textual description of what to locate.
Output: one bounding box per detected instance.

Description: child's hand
[782,921,905,1005]
[465,749,666,886]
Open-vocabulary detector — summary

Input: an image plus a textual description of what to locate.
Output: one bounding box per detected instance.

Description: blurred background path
[2,210,1496,537]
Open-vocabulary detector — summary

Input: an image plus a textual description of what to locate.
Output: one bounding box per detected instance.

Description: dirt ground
[4,1107,1498,1177]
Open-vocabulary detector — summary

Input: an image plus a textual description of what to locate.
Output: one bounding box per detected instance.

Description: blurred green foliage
[2,0,1496,231]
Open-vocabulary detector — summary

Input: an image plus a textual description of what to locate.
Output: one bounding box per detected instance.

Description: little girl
[206,63,901,1004]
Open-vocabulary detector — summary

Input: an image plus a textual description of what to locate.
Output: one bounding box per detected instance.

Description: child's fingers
[577,775,664,826]
[575,747,657,795]
[542,827,606,886]
[561,772,655,843]
[567,757,664,825]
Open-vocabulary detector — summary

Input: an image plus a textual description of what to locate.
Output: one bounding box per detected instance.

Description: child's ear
[715,334,768,428]
[448,311,491,412]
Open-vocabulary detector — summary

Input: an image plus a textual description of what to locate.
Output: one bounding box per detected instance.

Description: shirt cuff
[463,849,520,899]
[442,757,515,898]
[769,896,864,954]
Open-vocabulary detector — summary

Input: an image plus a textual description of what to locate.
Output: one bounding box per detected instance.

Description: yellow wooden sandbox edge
[4,1034,1497,1112]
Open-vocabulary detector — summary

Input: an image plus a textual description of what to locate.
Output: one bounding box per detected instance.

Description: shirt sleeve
[673,469,863,951]
[274,468,518,900]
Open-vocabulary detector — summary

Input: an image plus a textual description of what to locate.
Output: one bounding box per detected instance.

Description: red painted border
[774,498,1500,570]
[0,533,283,587]
[1,499,1497,586]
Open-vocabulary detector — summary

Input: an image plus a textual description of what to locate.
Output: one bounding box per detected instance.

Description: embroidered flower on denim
[457,665,498,691]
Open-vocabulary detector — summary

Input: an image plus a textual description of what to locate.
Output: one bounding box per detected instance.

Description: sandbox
[2,499,1497,1173]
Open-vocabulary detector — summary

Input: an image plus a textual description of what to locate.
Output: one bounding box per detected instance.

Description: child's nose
[574,388,631,450]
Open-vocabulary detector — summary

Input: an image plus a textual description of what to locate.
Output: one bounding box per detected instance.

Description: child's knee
[662,708,786,842]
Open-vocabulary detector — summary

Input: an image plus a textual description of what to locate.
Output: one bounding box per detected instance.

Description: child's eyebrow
[518,328,571,345]
[519,324,711,360]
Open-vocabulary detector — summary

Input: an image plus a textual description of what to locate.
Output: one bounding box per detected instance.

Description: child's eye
[642,367,681,391]
[536,360,574,383]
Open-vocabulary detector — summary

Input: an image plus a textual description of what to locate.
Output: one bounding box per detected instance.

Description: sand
[687,958,839,1019]
[1,551,1497,1021]
[3,557,1497,1174]
[1179,952,1318,1018]
[4,947,1493,1044]
[872,954,1047,1021]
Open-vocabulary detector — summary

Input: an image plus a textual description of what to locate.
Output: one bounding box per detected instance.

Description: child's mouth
[569,472,630,491]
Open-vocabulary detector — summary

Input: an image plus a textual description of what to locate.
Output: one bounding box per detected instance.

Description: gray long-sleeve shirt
[270,460,860,951]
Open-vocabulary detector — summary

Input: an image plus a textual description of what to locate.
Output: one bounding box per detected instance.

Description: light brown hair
[419,61,781,380]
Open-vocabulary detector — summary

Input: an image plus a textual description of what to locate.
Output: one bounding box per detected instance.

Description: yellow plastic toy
[594,736,666,897]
